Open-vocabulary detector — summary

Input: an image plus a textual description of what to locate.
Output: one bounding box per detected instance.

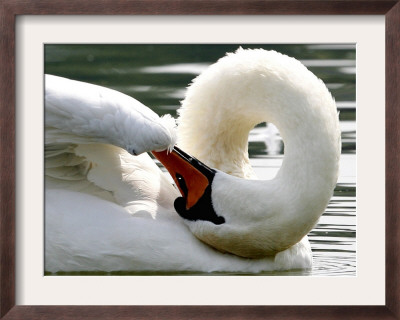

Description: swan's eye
[173,180,225,226]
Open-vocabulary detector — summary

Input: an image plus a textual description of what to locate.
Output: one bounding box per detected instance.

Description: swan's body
[45,48,340,273]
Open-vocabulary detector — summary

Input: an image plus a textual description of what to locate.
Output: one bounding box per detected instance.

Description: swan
[45,48,340,273]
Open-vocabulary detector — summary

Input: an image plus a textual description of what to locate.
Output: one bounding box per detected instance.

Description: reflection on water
[45,44,356,276]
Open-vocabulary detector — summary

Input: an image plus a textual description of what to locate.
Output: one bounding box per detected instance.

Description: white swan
[45,48,340,273]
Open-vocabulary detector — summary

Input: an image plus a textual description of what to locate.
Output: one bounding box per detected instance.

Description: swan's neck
[177,49,341,256]
[178,112,257,179]
[179,94,340,199]
[273,100,340,199]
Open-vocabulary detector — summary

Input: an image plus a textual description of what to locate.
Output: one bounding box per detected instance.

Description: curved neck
[177,49,341,223]
[178,86,340,188]
[179,97,340,194]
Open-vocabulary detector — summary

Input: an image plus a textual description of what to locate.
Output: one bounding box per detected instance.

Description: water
[45,44,356,276]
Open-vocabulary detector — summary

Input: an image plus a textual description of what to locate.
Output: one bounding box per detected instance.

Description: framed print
[1,1,399,319]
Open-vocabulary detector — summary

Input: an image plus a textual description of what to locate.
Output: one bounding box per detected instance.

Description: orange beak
[152,146,215,210]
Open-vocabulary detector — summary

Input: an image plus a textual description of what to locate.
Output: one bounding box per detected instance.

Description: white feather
[45,75,177,154]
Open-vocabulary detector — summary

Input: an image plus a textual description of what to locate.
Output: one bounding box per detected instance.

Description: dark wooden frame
[1,1,399,319]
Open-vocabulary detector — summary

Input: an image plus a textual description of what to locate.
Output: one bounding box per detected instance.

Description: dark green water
[45,44,356,276]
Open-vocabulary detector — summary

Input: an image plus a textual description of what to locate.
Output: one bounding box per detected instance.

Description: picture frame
[1,1,399,319]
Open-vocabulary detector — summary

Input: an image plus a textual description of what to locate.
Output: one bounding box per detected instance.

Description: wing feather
[45,74,176,154]
[44,75,179,217]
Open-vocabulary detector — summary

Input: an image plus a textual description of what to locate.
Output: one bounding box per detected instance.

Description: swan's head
[153,147,299,258]
[153,147,225,225]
